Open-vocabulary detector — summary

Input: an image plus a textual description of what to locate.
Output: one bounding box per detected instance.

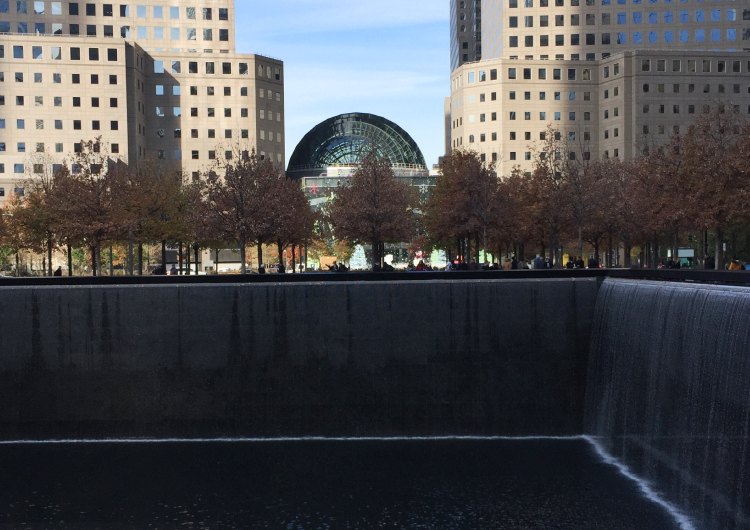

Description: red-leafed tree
[679,109,750,266]
[49,139,124,276]
[329,150,417,269]
[205,149,280,274]
[424,149,499,264]
[271,176,315,271]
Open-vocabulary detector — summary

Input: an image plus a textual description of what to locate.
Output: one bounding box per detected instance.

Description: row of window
[508,9,737,27]
[188,151,284,176]
[640,57,745,72]
[0,88,282,111]
[3,43,119,60]
[0,2,229,21]
[1,116,121,128]
[509,110,595,120]
[462,58,748,85]
[153,59,281,80]
[509,0,735,8]
[454,150,594,164]
[0,44,282,81]
[0,118,120,136]
[508,27,741,47]
[465,63,619,84]
[509,88,599,100]
[0,143,286,174]
[188,142,282,163]
[0,21,231,41]
[642,81,750,93]
[0,158,115,175]
[0,94,119,106]
[2,44,248,66]
[456,97,748,129]
[155,106,247,118]
[153,85,282,101]
[0,70,118,84]
[467,81,747,106]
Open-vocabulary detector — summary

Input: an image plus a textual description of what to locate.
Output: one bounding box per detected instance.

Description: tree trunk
[372,239,381,270]
[623,242,632,268]
[91,244,98,276]
[137,243,143,275]
[257,242,263,271]
[277,239,284,269]
[186,244,191,275]
[178,242,184,274]
[702,229,709,265]
[67,242,73,276]
[161,240,167,271]
[108,246,114,276]
[715,228,723,270]
[47,235,53,276]
[215,248,221,273]
[291,244,297,273]
[194,244,200,274]
[239,238,247,274]
[127,237,134,275]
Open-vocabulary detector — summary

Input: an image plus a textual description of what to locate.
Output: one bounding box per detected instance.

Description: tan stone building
[0,0,284,202]
[448,0,750,175]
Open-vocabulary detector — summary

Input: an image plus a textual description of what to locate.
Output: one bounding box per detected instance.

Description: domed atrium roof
[287,113,427,179]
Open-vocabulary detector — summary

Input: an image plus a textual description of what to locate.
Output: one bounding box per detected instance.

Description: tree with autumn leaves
[425,149,500,264]
[4,109,750,275]
[329,150,417,269]
[427,108,750,269]
[205,149,314,274]
[1,140,315,276]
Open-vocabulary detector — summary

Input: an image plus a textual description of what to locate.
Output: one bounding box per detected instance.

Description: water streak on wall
[0,278,597,439]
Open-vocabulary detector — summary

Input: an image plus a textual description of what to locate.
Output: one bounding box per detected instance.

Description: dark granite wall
[0,278,599,439]
[585,278,750,530]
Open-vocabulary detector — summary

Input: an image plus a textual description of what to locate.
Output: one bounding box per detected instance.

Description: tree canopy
[329,150,417,268]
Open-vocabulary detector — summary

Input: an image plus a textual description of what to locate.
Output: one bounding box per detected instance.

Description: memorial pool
[0,437,684,529]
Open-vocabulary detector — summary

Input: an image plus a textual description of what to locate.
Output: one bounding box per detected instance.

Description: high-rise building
[0,0,284,202]
[451,0,483,71]
[447,0,750,175]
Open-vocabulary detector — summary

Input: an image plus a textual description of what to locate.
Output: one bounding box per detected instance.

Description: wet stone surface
[0,438,680,529]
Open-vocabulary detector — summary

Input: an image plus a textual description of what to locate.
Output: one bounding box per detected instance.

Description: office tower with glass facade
[447,0,750,175]
[451,0,483,71]
[0,0,284,202]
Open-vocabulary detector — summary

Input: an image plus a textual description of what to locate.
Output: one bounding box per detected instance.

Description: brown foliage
[425,149,499,258]
[329,151,417,267]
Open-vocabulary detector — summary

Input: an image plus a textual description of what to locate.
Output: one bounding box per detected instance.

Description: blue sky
[234,1,450,168]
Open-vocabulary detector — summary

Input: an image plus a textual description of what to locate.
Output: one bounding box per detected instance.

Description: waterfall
[585,279,750,530]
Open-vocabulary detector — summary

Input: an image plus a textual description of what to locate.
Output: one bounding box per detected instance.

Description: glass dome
[287,113,426,179]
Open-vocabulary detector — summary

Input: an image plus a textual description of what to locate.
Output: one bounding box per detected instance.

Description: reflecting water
[0,438,680,529]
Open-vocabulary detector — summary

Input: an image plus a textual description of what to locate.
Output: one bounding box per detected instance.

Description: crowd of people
[145,253,747,275]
